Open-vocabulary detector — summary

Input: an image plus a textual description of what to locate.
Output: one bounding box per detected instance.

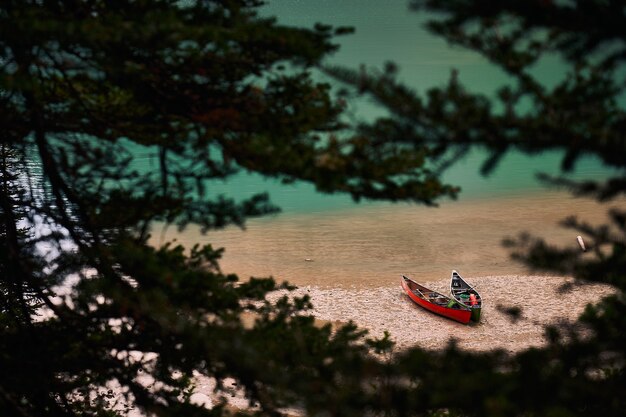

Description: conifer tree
[0,1,450,415]
[326,1,626,415]
[3,0,626,416]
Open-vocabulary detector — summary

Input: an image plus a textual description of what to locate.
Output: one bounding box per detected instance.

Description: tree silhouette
[326,0,626,415]
[3,0,626,416]
[0,1,442,415]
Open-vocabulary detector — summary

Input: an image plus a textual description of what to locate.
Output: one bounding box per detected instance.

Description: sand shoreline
[181,274,615,414]
[265,274,614,353]
[143,191,620,413]
[156,191,620,289]
[89,273,616,415]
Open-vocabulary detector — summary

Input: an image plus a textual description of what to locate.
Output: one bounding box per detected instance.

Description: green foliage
[2,0,626,416]
[326,1,626,416]
[0,144,43,326]
[0,0,448,416]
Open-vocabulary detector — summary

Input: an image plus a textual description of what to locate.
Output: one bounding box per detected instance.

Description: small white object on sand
[577,235,586,251]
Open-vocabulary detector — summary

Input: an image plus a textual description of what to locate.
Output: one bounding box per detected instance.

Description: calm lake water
[139,135,615,288]
[144,1,619,288]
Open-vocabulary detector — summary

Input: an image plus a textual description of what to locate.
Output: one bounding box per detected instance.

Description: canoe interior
[450,270,482,322]
[403,277,458,307]
[401,275,472,324]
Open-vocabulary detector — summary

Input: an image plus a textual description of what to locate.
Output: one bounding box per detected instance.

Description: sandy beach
[179,274,615,413]
[266,275,614,353]
[149,189,619,351]
[145,191,620,413]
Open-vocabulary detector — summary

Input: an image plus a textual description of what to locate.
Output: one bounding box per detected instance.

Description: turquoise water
[246,1,615,213]
[131,141,612,215]
[129,2,615,215]
[249,150,608,213]
[144,2,620,287]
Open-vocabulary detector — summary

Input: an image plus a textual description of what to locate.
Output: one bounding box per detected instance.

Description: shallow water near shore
[151,190,617,289]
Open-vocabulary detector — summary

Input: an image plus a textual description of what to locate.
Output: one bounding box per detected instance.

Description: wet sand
[152,190,618,288]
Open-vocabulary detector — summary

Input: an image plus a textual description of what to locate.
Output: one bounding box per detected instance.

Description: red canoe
[401,275,472,324]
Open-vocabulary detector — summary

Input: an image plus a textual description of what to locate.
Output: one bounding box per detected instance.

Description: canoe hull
[470,306,481,322]
[401,276,472,324]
